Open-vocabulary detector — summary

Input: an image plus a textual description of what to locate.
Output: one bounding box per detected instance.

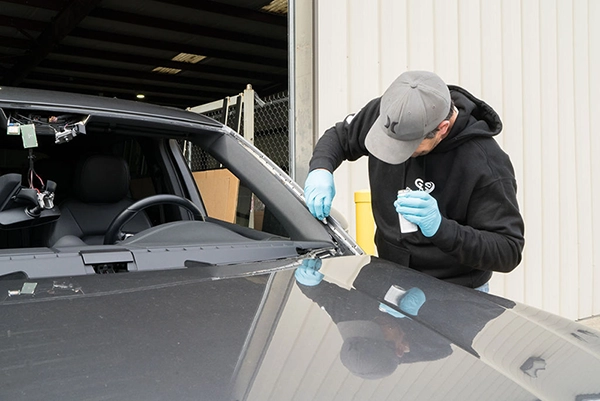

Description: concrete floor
[577,315,600,331]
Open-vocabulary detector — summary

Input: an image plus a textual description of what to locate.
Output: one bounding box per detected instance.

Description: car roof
[0,86,223,129]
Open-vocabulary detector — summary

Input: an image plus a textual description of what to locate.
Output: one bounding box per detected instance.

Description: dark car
[1,87,599,401]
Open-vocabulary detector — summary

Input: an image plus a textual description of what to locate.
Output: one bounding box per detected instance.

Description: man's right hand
[294,258,324,286]
[304,169,335,221]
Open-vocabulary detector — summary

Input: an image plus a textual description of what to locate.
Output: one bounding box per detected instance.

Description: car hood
[1,255,599,401]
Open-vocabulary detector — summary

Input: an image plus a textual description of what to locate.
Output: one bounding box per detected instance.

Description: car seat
[47,154,152,247]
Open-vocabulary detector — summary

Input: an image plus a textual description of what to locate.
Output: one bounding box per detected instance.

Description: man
[304,70,525,289]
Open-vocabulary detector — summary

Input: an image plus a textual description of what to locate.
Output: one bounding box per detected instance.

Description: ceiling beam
[0,0,287,27]
[0,0,64,10]
[0,12,287,75]
[88,8,286,50]
[0,14,44,31]
[20,80,214,108]
[25,71,229,100]
[69,28,287,68]
[36,61,247,92]
[0,35,31,49]
[0,52,20,63]
[53,45,286,82]
[4,0,102,86]
[0,7,286,51]
[153,0,287,27]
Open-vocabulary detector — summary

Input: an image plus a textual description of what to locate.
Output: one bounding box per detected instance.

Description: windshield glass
[0,102,338,280]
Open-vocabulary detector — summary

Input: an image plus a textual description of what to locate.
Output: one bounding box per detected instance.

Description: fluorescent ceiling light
[171,53,206,64]
[262,0,287,14]
[152,67,182,75]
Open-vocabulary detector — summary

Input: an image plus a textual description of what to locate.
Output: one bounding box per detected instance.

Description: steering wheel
[104,194,204,245]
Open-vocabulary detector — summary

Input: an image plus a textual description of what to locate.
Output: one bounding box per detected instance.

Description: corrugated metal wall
[314,0,600,320]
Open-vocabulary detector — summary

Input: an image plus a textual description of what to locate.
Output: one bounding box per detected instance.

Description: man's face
[411,134,443,158]
[410,109,454,158]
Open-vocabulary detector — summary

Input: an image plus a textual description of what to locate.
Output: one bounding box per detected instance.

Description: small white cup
[397,189,418,233]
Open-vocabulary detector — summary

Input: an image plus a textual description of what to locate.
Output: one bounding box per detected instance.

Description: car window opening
[0,105,332,280]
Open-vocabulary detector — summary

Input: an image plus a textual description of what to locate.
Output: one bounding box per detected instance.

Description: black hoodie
[309,86,525,287]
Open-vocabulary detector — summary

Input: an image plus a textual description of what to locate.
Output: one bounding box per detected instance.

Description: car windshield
[0,88,353,280]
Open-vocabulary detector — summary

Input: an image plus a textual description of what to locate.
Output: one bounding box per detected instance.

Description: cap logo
[384,115,399,135]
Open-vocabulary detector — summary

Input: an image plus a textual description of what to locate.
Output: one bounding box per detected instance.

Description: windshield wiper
[184,245,336,280]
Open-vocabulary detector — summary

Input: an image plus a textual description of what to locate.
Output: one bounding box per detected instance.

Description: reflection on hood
[294,257,512,380]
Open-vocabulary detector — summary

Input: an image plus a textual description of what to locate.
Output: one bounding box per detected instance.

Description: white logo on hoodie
[415,178,435,193]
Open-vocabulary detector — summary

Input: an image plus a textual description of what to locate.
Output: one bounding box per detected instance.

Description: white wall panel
[573,0,594,320]
[500,0,526,302]
[520,0,544,311]
[313,0,600,320]
[556,0,579,320]
[591,0,600,315]
[538,0,561,315]
[480,0,504,114]
[457,0,482,92]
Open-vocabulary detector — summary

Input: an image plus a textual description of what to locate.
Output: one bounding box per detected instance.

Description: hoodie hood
[433,85,503,153]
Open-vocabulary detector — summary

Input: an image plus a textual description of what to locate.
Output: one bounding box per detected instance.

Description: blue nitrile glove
[304,169,335,221]
[379,303,407,318]
[294,258,324,286]
[379,287,425,318]
[394,191,442,237]
[398,287,426,316]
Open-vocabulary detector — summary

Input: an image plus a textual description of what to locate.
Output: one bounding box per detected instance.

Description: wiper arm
[184,245,335,280]
[294,241,337,256]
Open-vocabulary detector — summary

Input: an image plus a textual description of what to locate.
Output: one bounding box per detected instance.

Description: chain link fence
[187,90,289,174]
[181,90,290,233]
[253,91,289,173]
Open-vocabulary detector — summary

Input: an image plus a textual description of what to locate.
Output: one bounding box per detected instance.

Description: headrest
[33,158,74,203]
[74,155,130,203]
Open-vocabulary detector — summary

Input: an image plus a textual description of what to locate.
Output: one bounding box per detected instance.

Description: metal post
[243,85,255,145]
[289,0,315,186]
[220,97,229,125]
[234,93,243,134]
[288,0,296,181]
[243,85,255,229]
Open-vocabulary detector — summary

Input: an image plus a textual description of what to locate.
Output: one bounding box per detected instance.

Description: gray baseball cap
[365,71,451,164]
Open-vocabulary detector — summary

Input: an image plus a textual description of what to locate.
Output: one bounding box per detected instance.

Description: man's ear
[437,120,451,139]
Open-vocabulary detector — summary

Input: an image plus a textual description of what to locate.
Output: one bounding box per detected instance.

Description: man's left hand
[394,191,442,237]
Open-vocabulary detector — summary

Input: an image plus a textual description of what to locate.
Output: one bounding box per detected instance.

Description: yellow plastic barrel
[354,190,375,255]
